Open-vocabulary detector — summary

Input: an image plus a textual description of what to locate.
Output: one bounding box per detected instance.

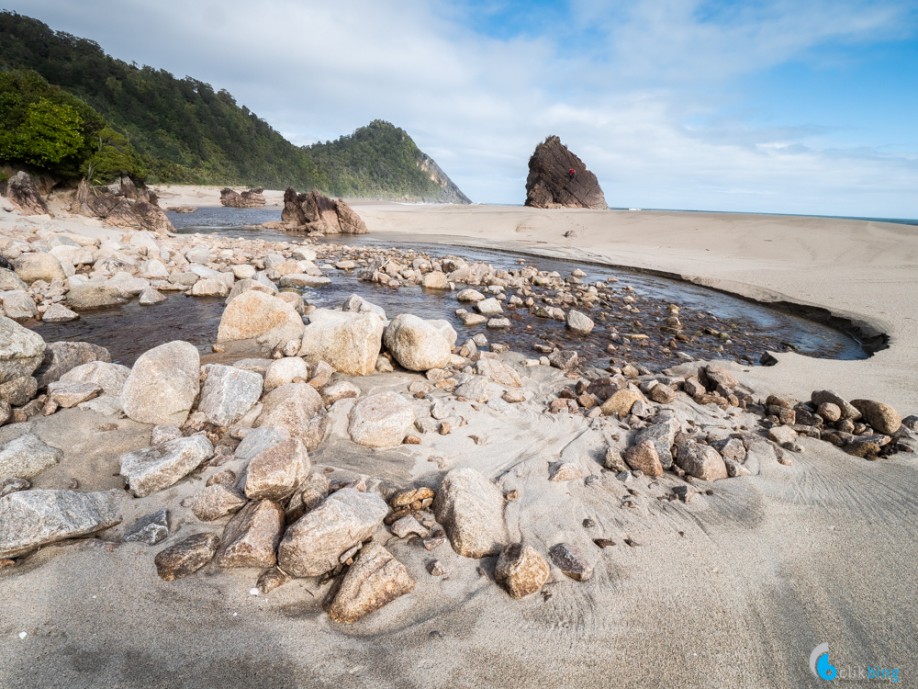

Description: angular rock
[495,543,551,599]
[565,309,594,335]
[277,488,388,577]
[244,438,310,501]
[59,361,130,397]
[623,439,663,477]
[34,341,110,389]
[0,433,63,479]
[433,468,508,558]
[255,383,324,439]
[154,533,220,581]
[217,291,305,350]
[348,392,415,449]
[548,542,594,581]
[235,426,290,461]
[281,188,368,234]
[198,364,263,427]
[216,499,285,568]
[674,440,728,481]
[811,390,861,421]
[192,484,248,521]
[548,461,586,482]
[476,298,503,316]
[0,489,120,558]
[0,315,45,389]
[327,543,415,623]
[220,187,266,208]
[122,509,170,545]
[121,341,200,426]
[5,171,49,215]
[383,314,452,372]
[65,283,129,310]
[632,417,680,469]
[0,374,37,406]
[47,380,102,408]
[850,399,901,435]
[600,388,645,418]
[1,290,37,320]
[525,135,606,209]
[119,434,214,497]
[321,380,361,406]
[298,308,384,376]
[767,425,798,447]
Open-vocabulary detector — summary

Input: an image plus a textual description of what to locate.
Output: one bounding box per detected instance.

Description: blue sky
[5,0,918,217]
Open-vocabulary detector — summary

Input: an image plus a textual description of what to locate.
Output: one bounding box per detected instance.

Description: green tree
[11,97,84,167]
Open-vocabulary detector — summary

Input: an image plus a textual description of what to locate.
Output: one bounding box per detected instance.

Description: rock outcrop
[281,188,368,234]
[70,178,174,234]
[220,187,267,208]
[524,135,606,209]
[3,171,50,215]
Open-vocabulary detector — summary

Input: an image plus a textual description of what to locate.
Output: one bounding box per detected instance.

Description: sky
[5,0,918,218]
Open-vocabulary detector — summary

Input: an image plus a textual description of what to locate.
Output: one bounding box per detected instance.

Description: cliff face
[417,153,471,204]
[524,136,606,210]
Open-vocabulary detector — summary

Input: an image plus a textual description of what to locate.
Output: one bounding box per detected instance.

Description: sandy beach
[0,193,915,689]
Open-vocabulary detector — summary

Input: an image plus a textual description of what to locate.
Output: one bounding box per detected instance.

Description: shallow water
[30,208,868,367]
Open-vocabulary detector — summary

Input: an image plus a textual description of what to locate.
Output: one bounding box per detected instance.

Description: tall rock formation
[281,189,368,234]
[524,136,606,209]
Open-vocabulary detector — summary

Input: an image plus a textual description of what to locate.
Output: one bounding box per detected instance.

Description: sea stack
[524,135,606,209]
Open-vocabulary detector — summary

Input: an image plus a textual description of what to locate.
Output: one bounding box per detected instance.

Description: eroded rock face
[0,489,120,558]
[70,179,174,234]
[433,468,508,558]
[4,171,49,215]
[217,291,305,351]
[524,135,606,209]
[282,188,368,234]
[220,187,266,208]
[299,308,383,376]
[277,488,388,577]
[327,543,415,623]
[121,341,200,426]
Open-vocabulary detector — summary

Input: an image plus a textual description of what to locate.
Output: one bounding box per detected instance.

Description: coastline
[1,193,915,689]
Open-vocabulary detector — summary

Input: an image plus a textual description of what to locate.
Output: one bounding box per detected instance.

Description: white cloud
[6,0,918,216]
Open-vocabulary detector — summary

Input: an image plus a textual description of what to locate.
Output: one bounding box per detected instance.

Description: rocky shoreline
[1,196,915,627]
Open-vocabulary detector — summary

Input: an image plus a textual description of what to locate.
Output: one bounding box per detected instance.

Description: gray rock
[0,489,120,558]
[123,509,170,545]
[348,392,415,449]
[154,533,220,581]
[0,374,37,406]
[59,360,130,397]
[217,290,304,350]
[383,314,453,372]
[235,426,290,461]
[13,252,66,284]
[1,290,36,320]
[632,417,680,469]
[66,283,129,310]
[121,341,200,426]
[326,543,415,623]
[34,341,110,389]
[191,484,248,521]
[255,383,324,441]
[674,440,728,481]
[0,477,30,498]
[476,298,503,316]
[0,315,45,389]
[0,433,63,479]
[47,380,102,408]
[244,438,310,501]
[119,434,214,497]
[476,358,522,387]
[277,488,388,577]
[263,357,309,391]
[40,303,79,323]
[216,499,285,568]
[433,468,508,558]
[549,542,594,581]
[198,364,263,427]
[565,309,595,335]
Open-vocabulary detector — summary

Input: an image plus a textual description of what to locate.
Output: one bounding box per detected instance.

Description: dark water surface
[31,207,870,367]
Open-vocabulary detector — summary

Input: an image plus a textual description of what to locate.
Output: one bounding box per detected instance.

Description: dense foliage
[0,11,467,200]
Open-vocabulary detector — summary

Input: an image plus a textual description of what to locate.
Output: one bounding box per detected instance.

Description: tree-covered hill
[0,11,469,202]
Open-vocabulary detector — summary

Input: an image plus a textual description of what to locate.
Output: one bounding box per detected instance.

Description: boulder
[495,543,550,598]
[0,433,63,479]
[433,468,508,558]
[190,278,230,297]
[59,360,130,397]
[66,283,130,310]
[121,341,200,425]
[850,399,901,435]
[119,434,214,497]
[4,171,49,215]
[421,271,449,290]
[217,291,305,351]
[0,489,120,558]
[383,314,453,371]
[622,439,663,477]
[600,388,645,418]
[341,294,387,321]
[327,543,415,623]
[70,179,174,234]
[1,290,37,320]
[191,484,248,522]
[811,390,861,421]
[674,440,728,481]
[220,187,266,208]
[255,383,324,439]
[35,341,110,394]
[264,357,310,391]
[632,417,680,469]
[277,488,388,577]
[476,358,522,387]
[298,308,383,375]
[244,438,310,501]
[0,315,45,388]
[197,364,263,427]
[47,380,102,408]
[476,298,503,316]
[154,533,220,581]
[348,392,415,449]
[281,188,368,234]
[40,303,80,323]
[216,499,285,568]
[565,309,594,335]
[0,375,37,407]
[524,135,606,209]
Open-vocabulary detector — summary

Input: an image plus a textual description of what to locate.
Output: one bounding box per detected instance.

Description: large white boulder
[298,308,383,376]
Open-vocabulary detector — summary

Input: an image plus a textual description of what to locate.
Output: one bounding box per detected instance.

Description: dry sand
[1,199,916,688]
